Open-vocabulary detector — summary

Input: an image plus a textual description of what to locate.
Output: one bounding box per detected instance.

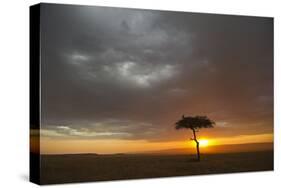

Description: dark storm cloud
[40,4,273,141]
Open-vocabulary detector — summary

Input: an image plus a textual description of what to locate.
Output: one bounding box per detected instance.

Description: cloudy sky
[39,4,273,154]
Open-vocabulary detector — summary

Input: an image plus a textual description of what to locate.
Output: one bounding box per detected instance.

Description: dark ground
[40,150,273,185]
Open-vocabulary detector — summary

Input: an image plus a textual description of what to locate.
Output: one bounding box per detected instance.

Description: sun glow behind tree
[198,139,209,147]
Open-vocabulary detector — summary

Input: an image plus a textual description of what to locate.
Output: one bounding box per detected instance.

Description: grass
[39,150,273,184]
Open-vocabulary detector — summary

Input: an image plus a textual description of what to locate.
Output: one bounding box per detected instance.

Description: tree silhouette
[175,115,215,161]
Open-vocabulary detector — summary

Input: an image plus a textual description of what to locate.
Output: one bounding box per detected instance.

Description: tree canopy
[175,115,215,130]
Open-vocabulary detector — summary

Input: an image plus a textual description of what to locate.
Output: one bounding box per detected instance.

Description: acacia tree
[175,115,215,161]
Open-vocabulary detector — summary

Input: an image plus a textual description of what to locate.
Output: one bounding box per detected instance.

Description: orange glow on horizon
[198,139,209,147]
[40,138,185,154]
[39,133,273,154]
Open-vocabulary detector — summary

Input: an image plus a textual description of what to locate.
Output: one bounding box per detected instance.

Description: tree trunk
[196,140,200,161]
[192,128,200,161]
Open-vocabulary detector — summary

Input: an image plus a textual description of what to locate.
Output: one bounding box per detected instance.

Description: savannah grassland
[39,143,273,185]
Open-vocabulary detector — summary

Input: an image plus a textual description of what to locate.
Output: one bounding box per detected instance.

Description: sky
[38,4,273,154]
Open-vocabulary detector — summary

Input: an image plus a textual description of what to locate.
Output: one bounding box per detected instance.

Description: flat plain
[40,150,273,185]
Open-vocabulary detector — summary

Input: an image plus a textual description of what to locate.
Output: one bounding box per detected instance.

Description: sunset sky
[37,4,273,154]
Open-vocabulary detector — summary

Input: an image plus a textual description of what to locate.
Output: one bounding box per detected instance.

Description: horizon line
[38,141,273,155]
